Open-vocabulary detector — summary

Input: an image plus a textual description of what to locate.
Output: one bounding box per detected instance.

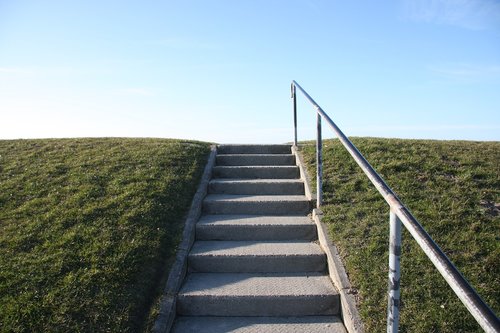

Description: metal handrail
[291,80,500,333]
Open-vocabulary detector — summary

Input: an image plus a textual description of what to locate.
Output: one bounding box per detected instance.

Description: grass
[0,138,211,332]
[300,138,499,332]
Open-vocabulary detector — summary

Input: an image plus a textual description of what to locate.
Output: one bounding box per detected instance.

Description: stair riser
[209,182,304,195]
[203,201,310,215]
[196,225,317,241]
[189,255,326,273]
[177,295,339,316]
[217,155,295,166]
[218,145,291,155]
[213,167,299,179]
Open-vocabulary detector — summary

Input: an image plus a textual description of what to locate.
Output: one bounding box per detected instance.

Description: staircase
[171,144,347,332]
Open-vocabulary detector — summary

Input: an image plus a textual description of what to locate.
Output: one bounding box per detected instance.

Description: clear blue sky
[1,0,499,143]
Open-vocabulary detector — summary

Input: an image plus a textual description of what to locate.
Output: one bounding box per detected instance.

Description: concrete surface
[203,194,310,215]
[166,144,348,332]
[209,178,304,195]
[177,272,339,316]
[196,214,317,241]
[213,165,300,179]
[217,144,292,154]
[172,316,347,333]
[189,240,325,272]
[217,153,295,166]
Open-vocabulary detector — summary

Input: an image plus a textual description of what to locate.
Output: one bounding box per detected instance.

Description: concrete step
[216,154,295,166]
[177,272,339,316]
[203,194,310,215]
[213,166,299,179]
[189,240,326,273]
[209,179,304,195]
[172,316,347,333]
[218,144,291,155]
[196,215,317,241]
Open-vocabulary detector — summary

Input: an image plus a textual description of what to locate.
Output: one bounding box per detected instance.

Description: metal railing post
[292,83,298,146]
[387,210,402,333]
[316,112,323,207]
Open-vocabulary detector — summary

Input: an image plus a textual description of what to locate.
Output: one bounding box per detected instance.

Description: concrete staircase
[171,145,347,333]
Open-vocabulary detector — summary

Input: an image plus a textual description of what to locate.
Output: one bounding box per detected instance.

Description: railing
[291,80,500,333]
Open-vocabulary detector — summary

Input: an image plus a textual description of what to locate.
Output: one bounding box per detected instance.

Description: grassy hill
[0,138,211,332]
[300,138,499,332]
[1,137,498,332]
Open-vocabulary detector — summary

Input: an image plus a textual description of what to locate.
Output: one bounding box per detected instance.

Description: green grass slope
[0,138,211,332]
[300,138,499,332]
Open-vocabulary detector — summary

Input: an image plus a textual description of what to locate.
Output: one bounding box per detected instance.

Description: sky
[1,0,499,143]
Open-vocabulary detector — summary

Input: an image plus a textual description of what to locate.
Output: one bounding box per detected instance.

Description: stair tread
[210,178,303,184]
[217,153,295,157]
[196,215,317,240]
[209,178,304,195]
[179,272,337,297]
[190,240,324,257]
[172,316,347,333]
[217,144,292,154]
[214,165,298,169]
[216,154,296,166]
[204,194,308,202]
[197,214,314,226]
[213,165,299,179]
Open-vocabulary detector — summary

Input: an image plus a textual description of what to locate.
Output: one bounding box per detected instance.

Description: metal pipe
[316,112,323,207]
[291,80,500,332]
[395,205,500,333]
[387,210,402,333]
[292,83,298,146]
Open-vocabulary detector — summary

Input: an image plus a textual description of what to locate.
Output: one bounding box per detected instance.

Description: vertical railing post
[292,83,298,146]
[387,210,402,333]
[316,112,323,207]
